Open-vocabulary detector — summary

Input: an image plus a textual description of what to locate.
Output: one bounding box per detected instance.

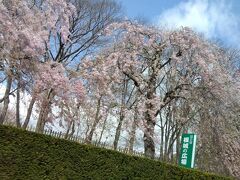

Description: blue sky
[118,0,240,48]
[119,0,176,19]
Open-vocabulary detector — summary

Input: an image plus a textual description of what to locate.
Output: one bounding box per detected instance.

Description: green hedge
[0,125,232,180]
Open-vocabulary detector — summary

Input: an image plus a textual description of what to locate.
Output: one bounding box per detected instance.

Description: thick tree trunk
[16,78,21,128]
[36,105,48,133]
[36,89,53,133]
[86,97,101,143]
[22,96,36,129]
[0,74,13,124]
[143,74,156,159]
[143,110,155,159]
[128,107,138,153]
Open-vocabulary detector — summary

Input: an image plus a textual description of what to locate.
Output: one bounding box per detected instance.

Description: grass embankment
[0,125,232,179]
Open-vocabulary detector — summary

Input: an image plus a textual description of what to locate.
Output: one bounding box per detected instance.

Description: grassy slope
[0,125,232,180]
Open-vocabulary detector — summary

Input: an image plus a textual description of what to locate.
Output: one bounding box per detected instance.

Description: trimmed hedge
[0,125,232,180]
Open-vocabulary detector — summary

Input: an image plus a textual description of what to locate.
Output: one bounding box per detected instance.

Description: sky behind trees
[119,0,240,48]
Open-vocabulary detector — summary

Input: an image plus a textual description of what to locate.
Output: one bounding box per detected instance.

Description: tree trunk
[128,106,137,153]
[22,96,36,129]
[113,112,125,150]
[143,110,155,159]
[76,122,81,137]
[16,77,21,128]
[0,74,12,124]
[176,131,181,164]
[113,78,127,150]
[86,97,101,143]
[84,118,90,140]
[159,113,164,160]
[171,146,174,163]
[36,89,53,133]
[98,111,109,145]
[64,121,73,139]
[164,104,173,161]
[160,126,164,160]
[36,105,48,133]
[143,74,156,159]
[69,120,75,137]
[65,120,75,139]
[167,130,175,163]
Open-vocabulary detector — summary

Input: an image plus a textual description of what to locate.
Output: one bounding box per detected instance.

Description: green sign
[179,133,197,168]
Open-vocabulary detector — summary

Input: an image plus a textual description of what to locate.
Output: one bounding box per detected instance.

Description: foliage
[0,0,239,178]
[0,125,232,180]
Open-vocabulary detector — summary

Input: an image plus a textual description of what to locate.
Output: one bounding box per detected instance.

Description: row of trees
[0,0,239,178]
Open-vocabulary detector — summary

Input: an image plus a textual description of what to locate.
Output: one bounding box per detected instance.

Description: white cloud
[156,0,240,48]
